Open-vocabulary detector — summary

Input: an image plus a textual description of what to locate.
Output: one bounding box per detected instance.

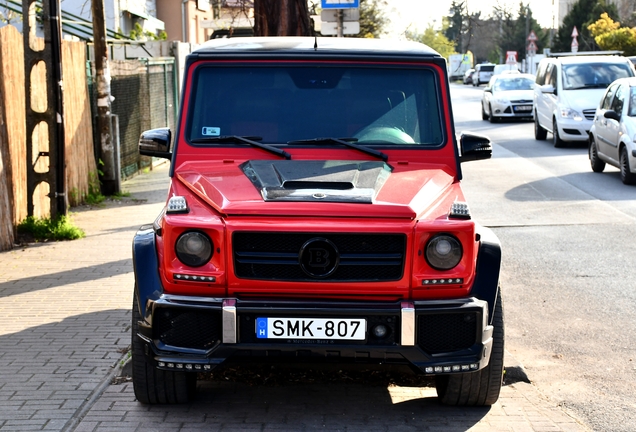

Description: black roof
[189,36,442,61]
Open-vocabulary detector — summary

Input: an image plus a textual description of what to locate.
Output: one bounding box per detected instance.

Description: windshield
[187,64,444,146]
[562,62,633,90]
[493,77,534,91]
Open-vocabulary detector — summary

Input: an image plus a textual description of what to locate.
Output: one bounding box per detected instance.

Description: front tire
[482,104,488,120]
[589,137,605,173]
[534,113,547,140]
[435,289,505,406]
[131,289,196,404]
[620,147,636,185]
[553,119,566,148]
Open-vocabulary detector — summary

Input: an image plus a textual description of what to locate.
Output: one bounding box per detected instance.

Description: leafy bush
[17,215,85,242]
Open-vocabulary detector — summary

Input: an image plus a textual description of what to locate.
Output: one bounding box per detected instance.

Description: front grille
[233,232,406,281]
[563,128,582,135]
[153,308,222,350]
[583,109,596,120]
[417,312,478,354]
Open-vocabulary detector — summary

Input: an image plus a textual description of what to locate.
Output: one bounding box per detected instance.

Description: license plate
[256,317,366,340]
[514,105,532,111]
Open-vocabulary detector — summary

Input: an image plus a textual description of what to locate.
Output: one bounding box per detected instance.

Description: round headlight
[175,231,213,267]
[425,234,463,270]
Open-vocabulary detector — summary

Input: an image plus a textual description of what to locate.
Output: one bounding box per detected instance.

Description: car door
[536,63,557,131]
[482,76,496,115]
[602,83,626,163]
[594,83,619,159]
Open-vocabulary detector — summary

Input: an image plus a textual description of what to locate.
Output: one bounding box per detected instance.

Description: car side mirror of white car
[540,84,555,95]
[604,110,621,122]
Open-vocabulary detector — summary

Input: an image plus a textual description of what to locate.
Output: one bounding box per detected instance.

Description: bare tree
[254,0,312,36]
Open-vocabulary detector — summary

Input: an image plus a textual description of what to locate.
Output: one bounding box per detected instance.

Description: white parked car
[588,77,636,184]
[472,63,495,86]
[533,54,635,147]
[481,74,535,122]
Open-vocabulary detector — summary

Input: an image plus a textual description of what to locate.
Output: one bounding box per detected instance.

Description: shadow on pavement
[91,364,492,430]
[0,259,131,299]
[0,310,131,430]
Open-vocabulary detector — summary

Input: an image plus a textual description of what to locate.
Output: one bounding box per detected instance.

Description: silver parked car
[534,54,634,147]
[481,74,535,122]
[588,77,636,184]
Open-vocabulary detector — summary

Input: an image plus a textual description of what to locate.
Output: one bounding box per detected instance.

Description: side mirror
[541,84,555,95]
[139,128,172,160]
[459,132,492,163]
[604,110,621,122]
[484,87,492,93]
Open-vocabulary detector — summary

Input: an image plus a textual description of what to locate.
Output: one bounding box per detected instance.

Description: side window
[629,88,636,116]
[535,63,547,85]
[611,84,625,115]
[547,64,557,87]
[601,83,619,110]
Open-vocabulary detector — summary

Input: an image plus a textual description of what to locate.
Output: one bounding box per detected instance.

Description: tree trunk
[254,0,312,36]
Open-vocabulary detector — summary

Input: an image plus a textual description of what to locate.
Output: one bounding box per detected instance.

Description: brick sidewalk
[0,163,591,431]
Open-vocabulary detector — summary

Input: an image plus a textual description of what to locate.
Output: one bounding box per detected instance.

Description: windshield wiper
[568,83,610,90]
[191,135,291,159]
[287,137,389,163]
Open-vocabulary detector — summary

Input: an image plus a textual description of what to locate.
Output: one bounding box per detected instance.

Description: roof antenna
[314,34,318,50]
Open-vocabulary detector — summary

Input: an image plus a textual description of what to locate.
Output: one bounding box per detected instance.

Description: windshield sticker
[202,127,220,136]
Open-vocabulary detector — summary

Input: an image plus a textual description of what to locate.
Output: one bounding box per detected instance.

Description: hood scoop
[241,160,391,203]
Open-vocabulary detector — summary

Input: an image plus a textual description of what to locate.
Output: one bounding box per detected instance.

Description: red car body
[132,37,503,407]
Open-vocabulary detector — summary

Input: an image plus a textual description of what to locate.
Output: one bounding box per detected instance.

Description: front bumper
[135,296,494,376]
[555,117,592,142]
[491,102,533,119]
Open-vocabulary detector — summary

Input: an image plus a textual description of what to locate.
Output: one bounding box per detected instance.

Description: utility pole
[22,0,66,218]
[91,0,119,195]
[336,9,343,37]
[525,5,529,63]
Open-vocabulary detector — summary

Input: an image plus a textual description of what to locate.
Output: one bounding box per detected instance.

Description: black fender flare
[470,224,502,325]
[132,225,163,320]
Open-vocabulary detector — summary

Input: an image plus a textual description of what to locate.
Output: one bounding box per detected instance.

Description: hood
[175,160,456,219]
[495,89,533,102]
[242,160,390,203]
[561,88,606,111]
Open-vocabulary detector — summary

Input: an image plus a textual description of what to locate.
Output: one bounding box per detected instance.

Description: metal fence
[88,58,177,180]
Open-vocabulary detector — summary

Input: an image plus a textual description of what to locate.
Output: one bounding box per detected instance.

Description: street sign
[321,0,359,9]
[321,9,360,22]
[321,21,360,35]
[527,41,537,53]
[506,51,517,64]
[527,30,537,41]
[571,26,578,37]
[571,26,578,52]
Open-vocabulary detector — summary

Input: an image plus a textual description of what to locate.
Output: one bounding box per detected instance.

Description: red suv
[132,37,503,406]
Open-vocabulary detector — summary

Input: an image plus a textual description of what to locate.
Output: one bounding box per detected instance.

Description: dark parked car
[463,68,475,84]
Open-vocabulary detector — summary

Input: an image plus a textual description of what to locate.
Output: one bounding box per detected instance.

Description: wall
[0,25,96,251]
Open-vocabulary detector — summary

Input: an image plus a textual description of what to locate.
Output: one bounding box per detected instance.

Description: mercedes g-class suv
[132,37,503,407]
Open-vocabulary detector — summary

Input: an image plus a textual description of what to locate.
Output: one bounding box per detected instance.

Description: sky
[385,0,557,38]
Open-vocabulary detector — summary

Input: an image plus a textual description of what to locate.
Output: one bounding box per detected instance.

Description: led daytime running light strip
[425,363,478,374]
[174,274,216,282]
[422,278,464,285]
[158,362,212,371]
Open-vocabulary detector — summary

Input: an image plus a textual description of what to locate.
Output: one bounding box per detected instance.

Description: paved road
[0,108,601,430]
[454,82,636,432]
